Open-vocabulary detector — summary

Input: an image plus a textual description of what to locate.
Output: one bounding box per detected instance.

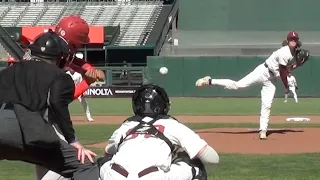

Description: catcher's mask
[132,84,170,117]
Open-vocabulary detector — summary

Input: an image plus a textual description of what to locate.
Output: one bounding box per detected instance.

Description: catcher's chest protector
[117,115,176,152]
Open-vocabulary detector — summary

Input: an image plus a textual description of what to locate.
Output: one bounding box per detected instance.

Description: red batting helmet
[7,56,16,66]
[55,15,90,52]
[7,56,16,63]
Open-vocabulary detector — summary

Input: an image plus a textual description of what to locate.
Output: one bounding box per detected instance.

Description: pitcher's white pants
[211,63,277,131]
[78,96,92,118]
[100,161,194,180]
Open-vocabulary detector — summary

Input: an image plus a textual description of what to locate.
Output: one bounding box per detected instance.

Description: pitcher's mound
[196,128,320,154]
[88,128,320,154]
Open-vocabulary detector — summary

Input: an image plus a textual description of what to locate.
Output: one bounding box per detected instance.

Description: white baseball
[159,67,168,75]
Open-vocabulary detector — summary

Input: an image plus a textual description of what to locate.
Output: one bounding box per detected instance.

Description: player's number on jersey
[124,125,165,141]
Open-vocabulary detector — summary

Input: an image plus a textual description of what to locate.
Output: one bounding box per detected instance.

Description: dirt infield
[73,115,320,154]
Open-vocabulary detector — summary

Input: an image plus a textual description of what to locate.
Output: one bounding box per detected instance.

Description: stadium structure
[0,0,178,66]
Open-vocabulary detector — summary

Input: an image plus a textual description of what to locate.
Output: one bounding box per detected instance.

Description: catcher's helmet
[132,84,170,117]
[55,15,90,52]
[29,30,69,68]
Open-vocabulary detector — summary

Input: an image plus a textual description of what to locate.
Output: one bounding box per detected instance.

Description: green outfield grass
[1,123,320,180]
[2,153,320,180]
[69,97,320,116]
[2,97,320,179]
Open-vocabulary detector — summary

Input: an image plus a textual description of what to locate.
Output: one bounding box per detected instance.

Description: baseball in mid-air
[159,67,168,75]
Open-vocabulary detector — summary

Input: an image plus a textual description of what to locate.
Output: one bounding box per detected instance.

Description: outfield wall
[179,0,320,31]
[146,56,319,97]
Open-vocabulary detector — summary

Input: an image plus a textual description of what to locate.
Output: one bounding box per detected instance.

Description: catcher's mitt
[171,145,207,180]
[295,48,310,66]
[171,145,190,164]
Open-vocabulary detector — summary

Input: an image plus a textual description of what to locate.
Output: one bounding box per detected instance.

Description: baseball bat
[0,24,30,61]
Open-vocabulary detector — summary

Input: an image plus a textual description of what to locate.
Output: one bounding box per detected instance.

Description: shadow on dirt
[197,129,304,137]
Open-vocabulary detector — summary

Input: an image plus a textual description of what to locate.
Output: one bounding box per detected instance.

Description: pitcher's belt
[264,63,274,76]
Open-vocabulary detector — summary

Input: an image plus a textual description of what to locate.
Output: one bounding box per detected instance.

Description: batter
[284,73,298,103]
[195,31,310,140]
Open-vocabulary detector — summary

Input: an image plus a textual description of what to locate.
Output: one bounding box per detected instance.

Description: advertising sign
[21,26,104,43]
[84,86,137,98]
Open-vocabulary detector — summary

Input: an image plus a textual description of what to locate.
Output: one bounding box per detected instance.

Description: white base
[173,39,179,46]
[286,117,310,122]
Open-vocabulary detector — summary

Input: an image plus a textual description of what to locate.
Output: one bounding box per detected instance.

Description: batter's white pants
[78,96,92,119]
[285,87,298,102]
[100,161,194,180]
[211,63,277,131]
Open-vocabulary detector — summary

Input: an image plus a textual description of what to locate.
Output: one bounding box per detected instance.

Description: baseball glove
[296,86,298,90]
[84,69,106,84]
[295,48,310,66]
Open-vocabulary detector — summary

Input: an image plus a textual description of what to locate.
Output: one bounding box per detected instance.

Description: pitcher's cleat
[87,116,94,122]
[259,130,267,140]
[195,76,212,87]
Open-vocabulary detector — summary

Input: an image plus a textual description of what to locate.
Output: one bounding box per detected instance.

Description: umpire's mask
[132,84,170,117]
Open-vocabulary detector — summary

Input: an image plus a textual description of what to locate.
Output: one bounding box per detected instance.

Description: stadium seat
[17,4,46,26]
[0,1,164,46]
[37,4,64,26]
[92,3,118,26]
[80,3,102,25]
[0,5,27,27]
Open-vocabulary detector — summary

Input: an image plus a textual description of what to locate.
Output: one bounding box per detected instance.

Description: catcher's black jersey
[0,60,76,143]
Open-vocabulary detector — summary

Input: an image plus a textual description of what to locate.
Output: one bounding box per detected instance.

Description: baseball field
[2,97,320,180]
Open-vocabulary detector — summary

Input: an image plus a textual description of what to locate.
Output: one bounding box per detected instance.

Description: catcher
[98,84,219,180]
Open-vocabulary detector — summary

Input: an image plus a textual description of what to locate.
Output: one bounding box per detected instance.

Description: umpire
[0,31,99,180]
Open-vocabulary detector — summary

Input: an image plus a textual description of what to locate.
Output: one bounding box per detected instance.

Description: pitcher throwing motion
[284,72,298,103]
[195,31,310,140]
[66,67,94,121]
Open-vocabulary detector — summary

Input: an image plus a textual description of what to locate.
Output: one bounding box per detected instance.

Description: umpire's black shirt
[0,60,76,143]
